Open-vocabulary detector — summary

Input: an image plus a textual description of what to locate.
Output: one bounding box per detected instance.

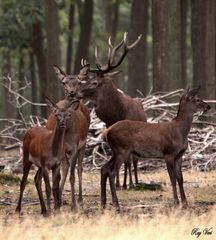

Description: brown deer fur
[101,87,210,211]
[16,99,75,215]
[46,66,90,210]
[76,34,147,189]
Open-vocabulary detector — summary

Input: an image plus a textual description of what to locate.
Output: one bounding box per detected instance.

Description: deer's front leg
[59,154,70,205]
[77,144,86,206]
[165,155,179,206]
[69,149,78,211]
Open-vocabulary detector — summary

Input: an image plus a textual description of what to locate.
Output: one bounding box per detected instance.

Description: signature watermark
[191,228,213,238]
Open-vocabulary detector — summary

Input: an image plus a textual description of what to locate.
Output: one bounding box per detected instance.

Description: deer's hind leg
[109,151,130,211]
[16,160,32,213]
[34,168,47,215]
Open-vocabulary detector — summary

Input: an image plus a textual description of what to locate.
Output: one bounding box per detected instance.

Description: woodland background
[0,0,216,120]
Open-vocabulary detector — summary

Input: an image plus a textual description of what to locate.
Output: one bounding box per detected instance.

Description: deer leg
[109,152,127,211]
[52,165,61,211]
[77,145,85,206]
[128,158,134,189]
[59,155,70,205]
[16,161,32,213]
[101,157,115,209]
[165,156,179,206]
[122,161,128,190]
[69,151,78,211]
[175,156,187,207]
[133,156,139,185]
[34,168,47,215]
[115,169,121,190]
[42,167,51,212]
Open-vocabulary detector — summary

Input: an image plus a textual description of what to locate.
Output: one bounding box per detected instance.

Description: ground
[0,168,216,239]
[0,168,215,218]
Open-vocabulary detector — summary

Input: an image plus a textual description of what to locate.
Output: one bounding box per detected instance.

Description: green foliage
[0,172,21,185]
[133,182,163,191]
[0,0,44,49]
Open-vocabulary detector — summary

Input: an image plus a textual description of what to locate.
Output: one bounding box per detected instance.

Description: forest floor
[0,167,216,240]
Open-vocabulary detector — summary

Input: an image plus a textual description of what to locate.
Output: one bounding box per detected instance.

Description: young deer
[46,66,90,210]
[16,98,77,215]
[101,87,210,211]
[76,33,147,189]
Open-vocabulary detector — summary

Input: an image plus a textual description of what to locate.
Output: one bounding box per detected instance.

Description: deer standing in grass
[101,87,210,211]
[16,98,76,215]
[76,33,147,189]
[46,66,90,210]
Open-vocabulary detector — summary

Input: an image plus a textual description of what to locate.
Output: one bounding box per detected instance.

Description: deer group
[17,32,210,215]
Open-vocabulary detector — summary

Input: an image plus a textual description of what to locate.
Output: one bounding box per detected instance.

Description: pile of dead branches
[85,89,216,172]
[1,85,216,172]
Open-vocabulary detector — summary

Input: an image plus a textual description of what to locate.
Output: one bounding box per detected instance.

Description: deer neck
[95,82,125,126]
[175,103,194,139]
[51,124,65,157]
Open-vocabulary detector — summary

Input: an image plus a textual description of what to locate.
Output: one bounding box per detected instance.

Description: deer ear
[45,96,57,111]
[184,86,200,101]
[188,86,200,97]
[53,65,66,81]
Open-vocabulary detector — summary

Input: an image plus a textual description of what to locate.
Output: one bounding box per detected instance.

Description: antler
[93,32,142,74]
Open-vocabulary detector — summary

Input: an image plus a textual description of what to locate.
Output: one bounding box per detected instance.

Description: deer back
[102,87,210,158]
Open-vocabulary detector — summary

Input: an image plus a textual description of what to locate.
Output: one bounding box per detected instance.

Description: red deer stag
[46,66,90,210]
[101,87,210,211]
[16,98,77,215]
[76,33,147,189]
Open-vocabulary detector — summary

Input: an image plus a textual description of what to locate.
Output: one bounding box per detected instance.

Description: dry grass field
[0,168,216,240]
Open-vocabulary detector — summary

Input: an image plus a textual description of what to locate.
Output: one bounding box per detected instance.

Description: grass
[0,172,21,185]
[0,169,215,240]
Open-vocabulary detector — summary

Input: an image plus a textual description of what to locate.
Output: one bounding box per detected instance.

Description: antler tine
[81,58,89,67]
[107,32,142,68]
[93,33,141,74]
[95,47,104,70]
[81,58,84,67]
[124,33,142,50]
[109,37,124,66]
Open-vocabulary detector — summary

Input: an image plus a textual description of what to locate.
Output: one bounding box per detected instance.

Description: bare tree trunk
[191,0,206,95]
[74,0,93,74]
[45,0,63,103]
[180,0,188,87]
[1,50,14,118]
[31,22,47,117]
[128,0,149,97]
[204,1,216,100]
[103,0,119,41]
[152,0,182,92]
[66,3,75,74]
[152,0,168,92]
[29,51,37,115]
[17,48,25,119]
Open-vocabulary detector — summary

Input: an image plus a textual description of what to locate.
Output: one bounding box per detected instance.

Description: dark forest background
[0,0,215,119]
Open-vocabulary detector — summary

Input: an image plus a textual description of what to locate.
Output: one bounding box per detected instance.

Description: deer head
[76,32,142,99]
[181,87,210,113]
[52,64,89,99]
[45,97,79,128]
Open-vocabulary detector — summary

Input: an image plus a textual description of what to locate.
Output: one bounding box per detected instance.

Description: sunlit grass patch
[0,207,215,240]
